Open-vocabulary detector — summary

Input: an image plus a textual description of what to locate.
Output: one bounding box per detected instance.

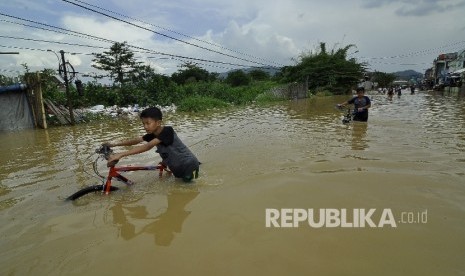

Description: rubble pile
[80,103,177,117]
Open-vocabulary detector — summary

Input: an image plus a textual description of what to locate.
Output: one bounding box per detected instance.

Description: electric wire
[0,35,273,70]
[3,11,458,69]
[61,0,281,68]
[69,0,282,66]
[0,14,278,70]
[3,10,461,73]
[359,40,465,60]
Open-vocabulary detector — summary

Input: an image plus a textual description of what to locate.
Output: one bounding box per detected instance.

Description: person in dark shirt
[337,87,371,122]
[410,85,415,95]
[104,107,199,182]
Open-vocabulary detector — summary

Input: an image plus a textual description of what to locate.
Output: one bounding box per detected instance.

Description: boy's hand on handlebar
[107,153,121,167]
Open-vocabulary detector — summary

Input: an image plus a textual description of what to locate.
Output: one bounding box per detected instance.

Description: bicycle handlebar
[96,144,113,159]
[96,145,120,167]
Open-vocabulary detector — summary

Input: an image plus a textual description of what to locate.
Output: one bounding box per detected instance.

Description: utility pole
[59,50,75,125]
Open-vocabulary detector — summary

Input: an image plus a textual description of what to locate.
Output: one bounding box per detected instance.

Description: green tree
[372,71,397,88]
[137,73,178,106]
[92,42,141,85]
[281,42,366,94]
[128,64,157,84]
[226,70,251,87]
[248,69,270,81]
[39,68,68,105]
[171,62,214,85]
[21,63,30,75]
[0,74,17,86]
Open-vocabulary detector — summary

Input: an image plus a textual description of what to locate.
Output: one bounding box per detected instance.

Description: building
[449,49,465,73]
[432,52,457,86]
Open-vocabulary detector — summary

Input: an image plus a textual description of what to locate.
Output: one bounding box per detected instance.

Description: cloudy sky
[1,0,465,79]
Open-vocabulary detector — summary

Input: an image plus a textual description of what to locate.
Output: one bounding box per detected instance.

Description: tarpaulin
[0,89,34,131]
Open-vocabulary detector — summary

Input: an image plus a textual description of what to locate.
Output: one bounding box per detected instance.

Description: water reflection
[350,122,368,150]
[111,188,199,246]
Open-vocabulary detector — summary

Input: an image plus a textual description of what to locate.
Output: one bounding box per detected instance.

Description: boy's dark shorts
[182,168,199,183]
[353,113,368,122]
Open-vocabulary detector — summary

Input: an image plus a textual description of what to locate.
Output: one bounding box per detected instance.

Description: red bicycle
[66,145,171,201]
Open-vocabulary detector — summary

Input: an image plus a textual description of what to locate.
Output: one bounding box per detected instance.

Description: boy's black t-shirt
[348,95,371,110]
[348,95,370,122]
[141,126,199,178]
[142,126,174,145]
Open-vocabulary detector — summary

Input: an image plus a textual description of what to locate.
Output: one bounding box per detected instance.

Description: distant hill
[393,70,423,80]
[218,66,281,79]
[218,68,424,81]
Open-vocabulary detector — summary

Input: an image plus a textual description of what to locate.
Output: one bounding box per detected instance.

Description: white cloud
[61,15,154,44]
[1,0,465,78]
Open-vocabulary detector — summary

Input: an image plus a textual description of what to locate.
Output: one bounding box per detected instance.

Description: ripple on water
[1,92,465,275]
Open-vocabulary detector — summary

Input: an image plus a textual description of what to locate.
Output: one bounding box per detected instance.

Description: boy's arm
[337,100,350,107]
[104,137,144,147]
[107,137,161,166]
[357,103,371,112]
[339,96,357,107]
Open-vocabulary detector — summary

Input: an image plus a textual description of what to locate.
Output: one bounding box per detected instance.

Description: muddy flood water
[1,91,465,275]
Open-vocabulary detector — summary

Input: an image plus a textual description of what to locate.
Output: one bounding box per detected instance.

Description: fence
[25,72,48,129]
[267,82,308,100]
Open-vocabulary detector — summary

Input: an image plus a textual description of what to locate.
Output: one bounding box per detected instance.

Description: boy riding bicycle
[104,107,200,182]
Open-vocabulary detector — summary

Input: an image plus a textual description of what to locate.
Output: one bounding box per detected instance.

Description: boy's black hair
[140,107,163,120]
[356,87,365,92]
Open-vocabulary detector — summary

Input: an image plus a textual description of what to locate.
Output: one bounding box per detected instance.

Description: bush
[41,72,283,114]
[225,70,251,87]
[178,95,229,112]
[255,92,281,104]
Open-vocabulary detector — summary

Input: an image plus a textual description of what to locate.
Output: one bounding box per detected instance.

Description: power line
[0,18,111,45]
[146,56,247,72]
[0,35,274,70]
[0,34,432,74]
[0,41,424,76]
[0,13,278,70]
[0,40,275,79]
[61,0,281,68]
[0,44,87,56]
[0,35,108,51]
[69,0,280,66]
[4,9,451,73]
[359,40,465,60]
[70,0,225,49]
[0,13,117,45]
[0,45,110,77]
[366,60,432,66]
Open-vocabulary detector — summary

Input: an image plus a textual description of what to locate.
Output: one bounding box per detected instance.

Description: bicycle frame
[66,145,172,201]
[103,163,170,194]
[336,105,354,124]
[342,107,354,124]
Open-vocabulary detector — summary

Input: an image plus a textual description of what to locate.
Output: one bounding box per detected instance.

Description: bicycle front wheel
[66,185,119,201]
